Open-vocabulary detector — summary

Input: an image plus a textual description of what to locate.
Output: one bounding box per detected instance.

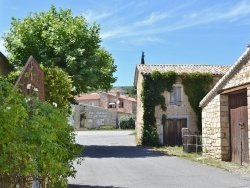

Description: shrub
[119,115,135,130]
[0,78,82,187]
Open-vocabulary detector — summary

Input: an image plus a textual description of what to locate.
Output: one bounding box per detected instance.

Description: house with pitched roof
[0,52,13,76]
[73,91,136,129]
[200,46,250,164]
[134,64,230,146]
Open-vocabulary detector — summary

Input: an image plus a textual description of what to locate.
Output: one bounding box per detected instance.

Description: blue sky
[1,0,250,86]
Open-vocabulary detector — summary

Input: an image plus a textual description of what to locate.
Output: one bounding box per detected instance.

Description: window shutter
[170,88,175,105]
[176,87,181,106]
[170,87,181,106]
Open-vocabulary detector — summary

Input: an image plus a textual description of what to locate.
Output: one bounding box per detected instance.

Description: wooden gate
[229,90,248,164]
[163,118,187,146]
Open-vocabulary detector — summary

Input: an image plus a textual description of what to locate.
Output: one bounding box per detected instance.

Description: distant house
[134,64,230,146]
[0,52,13,76]
[200,46,250,164]
[73,91,136,129]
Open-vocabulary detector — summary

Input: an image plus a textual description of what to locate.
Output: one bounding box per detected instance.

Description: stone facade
[73,92,136,129]
[200,46,250,161]
[155,78,198,144]
[73,104,117,129]
[202,94,230,160]
[134,64,230,145]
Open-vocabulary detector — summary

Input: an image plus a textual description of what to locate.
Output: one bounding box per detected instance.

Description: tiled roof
[136,64,230,75]
[104,92,137,102]
[75,93,100,100]
[200,46,250,107]
[75,92,136,102]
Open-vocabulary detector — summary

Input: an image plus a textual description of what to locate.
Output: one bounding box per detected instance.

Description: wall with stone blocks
[202,53,250,161]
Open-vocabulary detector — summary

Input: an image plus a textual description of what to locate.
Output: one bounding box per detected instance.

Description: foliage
[5,67,74,113]
[0,78,83,187]
[181,72,213,132]
[3,5,117,93]
[119,115,135,130]
[141,51,145,64]
[43,67,74,111]
[141,71,177,146]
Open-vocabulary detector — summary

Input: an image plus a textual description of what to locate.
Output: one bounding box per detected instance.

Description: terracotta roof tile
[137,64,230,76]
[75,92,136,102]
[75,93,100,100]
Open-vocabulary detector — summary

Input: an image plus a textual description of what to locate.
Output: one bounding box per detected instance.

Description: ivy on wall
[141,70,213,146]
[181,72,213,133]
[141,71,177,146]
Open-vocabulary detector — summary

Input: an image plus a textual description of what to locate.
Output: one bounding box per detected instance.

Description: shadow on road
[80,145,169,158]
[68,185,122,188]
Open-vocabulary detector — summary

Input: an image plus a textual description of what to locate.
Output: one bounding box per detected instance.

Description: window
[170,87,181,106]
[97,118,104,125]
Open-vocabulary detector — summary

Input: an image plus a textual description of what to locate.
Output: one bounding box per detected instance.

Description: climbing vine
[181,72,213,133]
[141,71,177,146]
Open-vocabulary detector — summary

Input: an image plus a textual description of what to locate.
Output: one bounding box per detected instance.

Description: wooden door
[163,118,187,146]
[229,90,248,164]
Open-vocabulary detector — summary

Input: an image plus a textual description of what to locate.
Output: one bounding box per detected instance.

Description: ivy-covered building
[134,64,230,146]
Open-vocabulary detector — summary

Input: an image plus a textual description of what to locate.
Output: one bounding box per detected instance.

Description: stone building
[200,46,250,164]
[73,91,136,129]
[0,52,13,76]
[134,64,230,145]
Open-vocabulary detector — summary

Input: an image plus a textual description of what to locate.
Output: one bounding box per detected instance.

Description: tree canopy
[3,5,117,93]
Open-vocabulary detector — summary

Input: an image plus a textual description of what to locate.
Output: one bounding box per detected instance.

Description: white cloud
[82,1,250,44]
[83,10,113,23]
[121,37,166,46]
[135,12,169,26]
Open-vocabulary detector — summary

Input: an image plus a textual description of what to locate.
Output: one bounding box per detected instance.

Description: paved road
[68,131,250,188]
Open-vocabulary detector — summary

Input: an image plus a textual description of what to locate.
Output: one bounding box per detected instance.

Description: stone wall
[135,73,144,144]
[78,99,100,107]
[202,94,230,160]
[202,52,250,161]
[73,104,117,129]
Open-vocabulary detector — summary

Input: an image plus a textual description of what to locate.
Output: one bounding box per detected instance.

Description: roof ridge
[200,47,250,107]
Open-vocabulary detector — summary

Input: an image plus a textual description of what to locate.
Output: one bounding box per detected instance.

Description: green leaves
[3,5,116,93]
[141,71,177,146]
[0,79,83,187]
[181,72,213,132]
[43,66,73,112]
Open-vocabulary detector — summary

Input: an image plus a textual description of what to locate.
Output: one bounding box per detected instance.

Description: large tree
[3,6,117,93]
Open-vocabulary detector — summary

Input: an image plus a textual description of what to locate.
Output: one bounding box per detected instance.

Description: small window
[97,118,104,125]
[170,87,181,106]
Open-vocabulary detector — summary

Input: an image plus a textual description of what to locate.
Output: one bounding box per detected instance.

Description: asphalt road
[68,131,250,188]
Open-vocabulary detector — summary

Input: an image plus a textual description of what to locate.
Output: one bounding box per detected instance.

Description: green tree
[3,5,117,93]
[43,67,74,110]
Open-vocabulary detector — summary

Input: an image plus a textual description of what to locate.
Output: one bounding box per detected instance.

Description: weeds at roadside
[153,146,250,176]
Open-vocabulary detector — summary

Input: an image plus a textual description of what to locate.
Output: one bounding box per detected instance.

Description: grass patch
[154,146,250,176]
[96,126,116,130]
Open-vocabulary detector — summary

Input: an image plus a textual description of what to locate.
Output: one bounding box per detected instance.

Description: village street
[68,131,250,188]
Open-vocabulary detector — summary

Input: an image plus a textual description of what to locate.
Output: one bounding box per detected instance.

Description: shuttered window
[170,87,181,106]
